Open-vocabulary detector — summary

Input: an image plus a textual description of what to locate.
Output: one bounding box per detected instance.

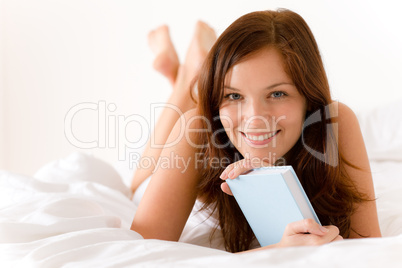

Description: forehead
[224,47,292,88]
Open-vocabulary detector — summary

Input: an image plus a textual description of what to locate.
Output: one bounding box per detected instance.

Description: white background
[1,0,401,179]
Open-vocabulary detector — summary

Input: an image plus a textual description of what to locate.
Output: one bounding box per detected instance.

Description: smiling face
[219,47,307,163]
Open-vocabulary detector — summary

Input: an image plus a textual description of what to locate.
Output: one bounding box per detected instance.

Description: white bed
[1,100,402,267]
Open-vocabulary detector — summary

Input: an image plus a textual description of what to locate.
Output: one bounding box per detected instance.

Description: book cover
[226,165,321,247]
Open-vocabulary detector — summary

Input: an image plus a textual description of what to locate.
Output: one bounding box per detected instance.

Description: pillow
[356,99,402,161]
[34,152,131,197]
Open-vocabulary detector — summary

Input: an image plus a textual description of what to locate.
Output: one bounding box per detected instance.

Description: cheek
[219,106,239,130]
[276,106,306,136]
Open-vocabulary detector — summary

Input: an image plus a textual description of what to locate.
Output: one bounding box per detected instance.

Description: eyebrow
[224,82,294,91]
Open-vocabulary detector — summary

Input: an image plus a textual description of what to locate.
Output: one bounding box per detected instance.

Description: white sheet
[1,152,402,267]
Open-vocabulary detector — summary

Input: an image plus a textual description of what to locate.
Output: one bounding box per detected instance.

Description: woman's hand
[242,219,343,253]
[220,160,344,249]
[220,158,271,195]
[275,219,343,248]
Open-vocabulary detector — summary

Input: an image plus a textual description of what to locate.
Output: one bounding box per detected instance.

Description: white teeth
[245,132,277,141]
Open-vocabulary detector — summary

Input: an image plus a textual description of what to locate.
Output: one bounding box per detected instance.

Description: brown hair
[195,9,369,253]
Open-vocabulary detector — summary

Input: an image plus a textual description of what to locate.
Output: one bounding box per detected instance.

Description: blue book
[226,166,321,246]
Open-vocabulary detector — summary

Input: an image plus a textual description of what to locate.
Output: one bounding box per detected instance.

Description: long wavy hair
[194,9,369,253]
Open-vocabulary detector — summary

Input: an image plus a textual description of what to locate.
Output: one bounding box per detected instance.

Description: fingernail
[220,171,227,179]
[320,226,329,233]
[228,170,235,178]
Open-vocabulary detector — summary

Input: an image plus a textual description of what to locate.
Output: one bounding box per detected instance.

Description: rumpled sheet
[1,153,401,267]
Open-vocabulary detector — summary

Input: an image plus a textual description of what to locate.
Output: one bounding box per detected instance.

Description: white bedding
[1,102,402,267]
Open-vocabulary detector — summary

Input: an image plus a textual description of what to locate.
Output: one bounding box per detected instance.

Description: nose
[241,99,270,127]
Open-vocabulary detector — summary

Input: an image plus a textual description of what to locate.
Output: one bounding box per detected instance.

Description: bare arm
[337,102,382,238]
[131,109,202,241]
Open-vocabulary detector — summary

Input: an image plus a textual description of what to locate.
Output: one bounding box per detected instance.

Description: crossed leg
[148,25,179,86]
[130,21,216,194]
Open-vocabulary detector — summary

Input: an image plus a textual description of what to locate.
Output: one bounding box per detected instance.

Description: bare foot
[148,25,180,85]
[181,21,217,85]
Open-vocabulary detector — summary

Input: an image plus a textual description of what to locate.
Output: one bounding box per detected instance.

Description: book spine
[286,167,321,225]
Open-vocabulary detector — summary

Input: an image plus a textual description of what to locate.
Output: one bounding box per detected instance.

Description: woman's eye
[231,93,241,100]
[271,91,285,98]
[225,93,241,100]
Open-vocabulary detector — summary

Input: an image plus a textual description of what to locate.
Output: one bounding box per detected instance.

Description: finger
[314,228,342,245]
[220,161,242,180]
[227,159,253,179]
[219,164,235,180]
[220,182,233,196]
[219,160,248,180]
[286,219,328,236]
[332,235,343,242]
[228,159,272,179]
[220,159,272,180]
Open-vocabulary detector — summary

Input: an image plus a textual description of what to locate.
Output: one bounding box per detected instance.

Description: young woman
[130,9,381,253]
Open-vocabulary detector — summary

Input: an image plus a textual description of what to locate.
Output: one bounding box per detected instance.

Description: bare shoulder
[171,108,207,146]
[170,108,205,137]
[333,102,364,156]
[183,107,199,117]
[181,108,205,129]
[332,102,382,238]
[335,101,359,126]
[164,107,203,155]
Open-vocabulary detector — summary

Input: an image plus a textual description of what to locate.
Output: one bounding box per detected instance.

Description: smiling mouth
[240,130,280,144]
